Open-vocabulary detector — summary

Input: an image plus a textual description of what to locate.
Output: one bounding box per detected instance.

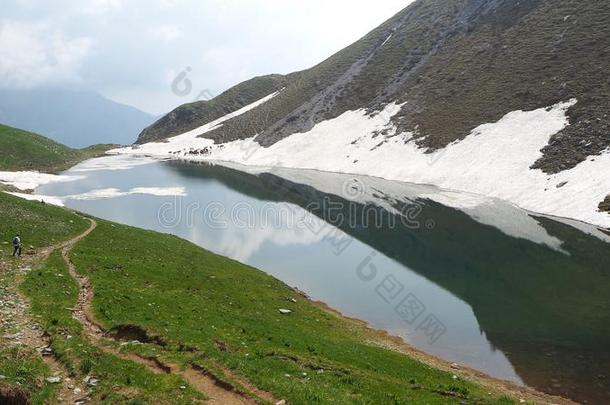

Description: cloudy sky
[0,0,411,115]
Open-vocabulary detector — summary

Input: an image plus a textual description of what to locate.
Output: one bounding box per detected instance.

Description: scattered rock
[275,401,287,405]
[46,376,62,384]
[556,181,568,188]
[39,346,53,356]
[279,309,292,315]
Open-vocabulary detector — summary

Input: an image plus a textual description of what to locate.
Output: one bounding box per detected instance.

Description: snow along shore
[110,93,610,229]
[0,171,84,191]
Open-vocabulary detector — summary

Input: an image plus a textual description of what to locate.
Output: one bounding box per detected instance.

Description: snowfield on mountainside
[111,93,610,229]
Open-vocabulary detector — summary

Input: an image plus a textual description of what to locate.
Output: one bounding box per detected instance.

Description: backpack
[13,237,20,247]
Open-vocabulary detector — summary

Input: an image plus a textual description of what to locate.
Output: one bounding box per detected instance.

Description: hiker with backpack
[12,234,21,257]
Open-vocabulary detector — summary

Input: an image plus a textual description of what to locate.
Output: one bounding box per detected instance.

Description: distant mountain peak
[0,88,154,148]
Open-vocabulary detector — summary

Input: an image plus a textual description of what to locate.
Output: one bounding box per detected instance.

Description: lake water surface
[37,156,610,404]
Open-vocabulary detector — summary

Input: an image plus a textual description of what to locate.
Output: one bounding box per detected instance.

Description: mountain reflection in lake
[37,157,610,404]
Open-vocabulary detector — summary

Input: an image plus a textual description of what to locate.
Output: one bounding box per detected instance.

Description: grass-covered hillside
[0,123,113,173]
[0,192,556,404]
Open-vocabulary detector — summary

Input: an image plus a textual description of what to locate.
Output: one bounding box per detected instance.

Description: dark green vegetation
[0,123,115,173]
[144,0,609,175]
[67,222,517,404]
[0,124,113,173]
[137,75,288,144]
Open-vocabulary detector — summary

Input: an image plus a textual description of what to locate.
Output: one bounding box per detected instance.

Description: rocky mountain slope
[136,74,288,143]
[128,0,610,226]
[138,0,609,172]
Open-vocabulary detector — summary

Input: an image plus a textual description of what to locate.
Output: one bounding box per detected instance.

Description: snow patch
[67,187,187,200]
[109,90,281,157]
[0,171,84,191]
[113,98,610,229]
[7,186,186,206]
[6,192,65,207]
[70,155,158,172]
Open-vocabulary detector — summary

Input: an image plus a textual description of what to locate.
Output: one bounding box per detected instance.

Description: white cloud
[0,0,411,113]
[159,0,181,9]
[0,20,93,89]
[150,25,182,42]
[83,0,122,15]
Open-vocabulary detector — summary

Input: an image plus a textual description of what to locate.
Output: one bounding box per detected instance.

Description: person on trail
[12,234,21,257]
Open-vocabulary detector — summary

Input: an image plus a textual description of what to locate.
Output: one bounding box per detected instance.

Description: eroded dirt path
[0,228,94,404]
[63,218,277,405]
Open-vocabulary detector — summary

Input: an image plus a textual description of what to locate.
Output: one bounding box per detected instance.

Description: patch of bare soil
[0,385,30,405]
[109,324,167,347]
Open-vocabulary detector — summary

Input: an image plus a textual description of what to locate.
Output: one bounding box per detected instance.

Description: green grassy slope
[0,192,529,404]
[0,123,113,173]
[0,193,91,404]
[0,191,90,250]
[22,251,203,404]
[69,219,517,404]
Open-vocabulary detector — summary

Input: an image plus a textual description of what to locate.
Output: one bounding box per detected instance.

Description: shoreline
[108,151,610,234]
[298,288,576,405]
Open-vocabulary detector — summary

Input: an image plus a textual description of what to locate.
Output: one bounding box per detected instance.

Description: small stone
[450,363,459,369]
[276,401,287,405]
[180,386,186,390]
[40,347,53,356]
[87,378,99,387]
[46,376,62,384]
[0,375,6,380]
[452,375,458,380]
[279,309,292,315]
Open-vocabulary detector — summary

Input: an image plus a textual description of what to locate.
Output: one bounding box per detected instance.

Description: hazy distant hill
[0,88,154,148]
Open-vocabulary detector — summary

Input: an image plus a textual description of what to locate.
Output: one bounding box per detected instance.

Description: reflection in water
[37,158,610,404]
